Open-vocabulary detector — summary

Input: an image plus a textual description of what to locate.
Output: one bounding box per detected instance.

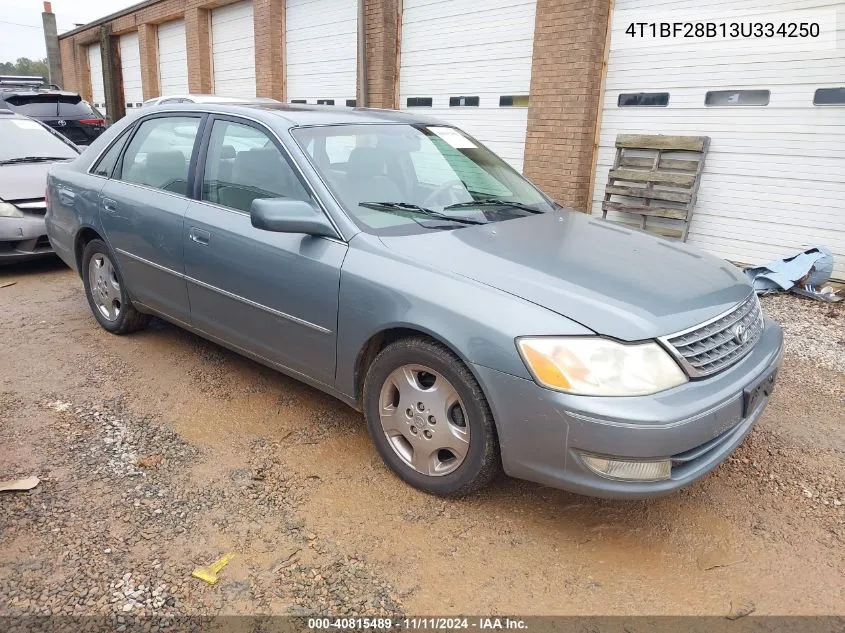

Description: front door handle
[188,227,210,246]
[102,197,118,214]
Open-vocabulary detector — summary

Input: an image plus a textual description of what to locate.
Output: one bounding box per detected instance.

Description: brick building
[58,0,609,214]
[58,0,844,278]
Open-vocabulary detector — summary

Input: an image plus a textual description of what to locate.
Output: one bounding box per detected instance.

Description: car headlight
[0,201,23,218]
[516,336,687,396]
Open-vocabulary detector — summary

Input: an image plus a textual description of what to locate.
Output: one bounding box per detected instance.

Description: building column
[41,2,63,86]
[100,24,125,124]
[523,0,611,211]
[186,7,213,94]
[362,0,400,109]
[59,38,78,93]
[254,0,284,100]
[138,23,160,100]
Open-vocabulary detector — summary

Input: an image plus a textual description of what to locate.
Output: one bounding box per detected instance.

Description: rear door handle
[102,197,117,214]
[188,227,210,246]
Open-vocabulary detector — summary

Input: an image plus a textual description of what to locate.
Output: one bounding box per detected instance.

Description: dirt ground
[1,258,843,619]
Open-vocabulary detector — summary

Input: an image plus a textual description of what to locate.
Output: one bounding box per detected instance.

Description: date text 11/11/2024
[307,617,528,630]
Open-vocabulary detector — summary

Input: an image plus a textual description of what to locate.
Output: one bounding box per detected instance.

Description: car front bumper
[0,214,53,263]
[475,317,784,499]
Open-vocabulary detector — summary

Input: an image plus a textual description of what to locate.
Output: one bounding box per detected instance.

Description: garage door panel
[604,88,845,110]
[598,133,845,155]
[593,0,845,279]
[213,50,257,69]
[606,66,843,86]
[285,7,356,32]
[157,20,188,96]
[400,0,536,171]
[286,0,357,104]
[605,47,842,68]
[211,1,256,98]
[596,117,844,136]
[404,0,535,19]
[615,0,840,13]
[87,44,106,116]
[119,33,143,110]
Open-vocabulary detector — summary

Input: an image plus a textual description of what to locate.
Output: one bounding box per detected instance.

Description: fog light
[580,454,671,482]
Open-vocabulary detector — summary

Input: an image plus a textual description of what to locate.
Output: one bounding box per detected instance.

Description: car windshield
[0,117,77,162]
[292,124,556,235]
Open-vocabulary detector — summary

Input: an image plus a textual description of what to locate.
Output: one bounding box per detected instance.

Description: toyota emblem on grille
[56,120,67,127]
[733,323,749,344]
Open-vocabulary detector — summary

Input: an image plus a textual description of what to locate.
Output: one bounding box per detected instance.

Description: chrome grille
[663,293,764,377]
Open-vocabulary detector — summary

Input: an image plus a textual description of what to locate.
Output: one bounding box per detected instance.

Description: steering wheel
[422,179,469,208]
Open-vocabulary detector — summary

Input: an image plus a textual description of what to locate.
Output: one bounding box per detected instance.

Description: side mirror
[250,198,338,238]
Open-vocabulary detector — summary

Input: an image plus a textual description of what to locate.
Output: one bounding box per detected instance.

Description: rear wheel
[363,337,499,496]
[81,239,149,334]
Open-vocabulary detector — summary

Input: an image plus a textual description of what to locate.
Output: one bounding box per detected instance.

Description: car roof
[146,94,279,103]
[145,102,448,127]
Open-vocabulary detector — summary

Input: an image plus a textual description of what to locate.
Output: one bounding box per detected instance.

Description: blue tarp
[744,246,834,293]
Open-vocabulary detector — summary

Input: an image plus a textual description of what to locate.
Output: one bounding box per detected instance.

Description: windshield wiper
[0,156,72,166]
[358,201,486,225]
[443,198,544,214]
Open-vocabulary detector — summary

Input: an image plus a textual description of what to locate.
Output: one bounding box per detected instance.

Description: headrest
[346,147,387,180]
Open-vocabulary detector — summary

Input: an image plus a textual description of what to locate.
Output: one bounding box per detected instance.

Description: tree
[0,57,50,79]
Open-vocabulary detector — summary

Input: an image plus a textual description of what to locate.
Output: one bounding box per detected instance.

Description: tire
[81,239,150,335]
[363,336,500,496]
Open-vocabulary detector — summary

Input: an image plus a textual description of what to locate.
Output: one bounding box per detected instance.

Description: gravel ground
[1,261,843,623]
[1,399,402,628]
[760,293,845,373]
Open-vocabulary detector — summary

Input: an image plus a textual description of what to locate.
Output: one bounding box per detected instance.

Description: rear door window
[117,116,201,196]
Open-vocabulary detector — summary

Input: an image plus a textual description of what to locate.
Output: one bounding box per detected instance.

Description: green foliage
[0,57,50,80]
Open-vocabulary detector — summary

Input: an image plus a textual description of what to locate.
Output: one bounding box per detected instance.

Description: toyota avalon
[45,104,782,498]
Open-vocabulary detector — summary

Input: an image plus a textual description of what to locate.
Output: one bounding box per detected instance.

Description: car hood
[0,162,52,201]
[378,209,752,341]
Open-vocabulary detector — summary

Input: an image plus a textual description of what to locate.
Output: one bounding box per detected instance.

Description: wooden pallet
[601,134,710,241]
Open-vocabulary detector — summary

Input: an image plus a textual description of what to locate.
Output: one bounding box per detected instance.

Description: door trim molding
[184,275,332,335]
[116,247,332,335]
[115,247,185,278]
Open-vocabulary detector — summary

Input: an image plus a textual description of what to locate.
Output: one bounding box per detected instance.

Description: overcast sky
[0,0,139,62]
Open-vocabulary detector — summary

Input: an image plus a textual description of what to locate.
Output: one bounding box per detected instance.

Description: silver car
[0,109,80,262]
[45,104,783,498]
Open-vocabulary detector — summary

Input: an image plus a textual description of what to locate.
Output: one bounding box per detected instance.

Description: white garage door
[157,19,188,96]
[400,0,537,172]
[285,0,357,105]
[119,32,143,112]
[211,1,256,98]
[592,0,845,280]
[87,43,106,117]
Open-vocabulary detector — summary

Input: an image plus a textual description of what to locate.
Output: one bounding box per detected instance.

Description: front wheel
[363,337,500,496]
[81,239,149,334]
